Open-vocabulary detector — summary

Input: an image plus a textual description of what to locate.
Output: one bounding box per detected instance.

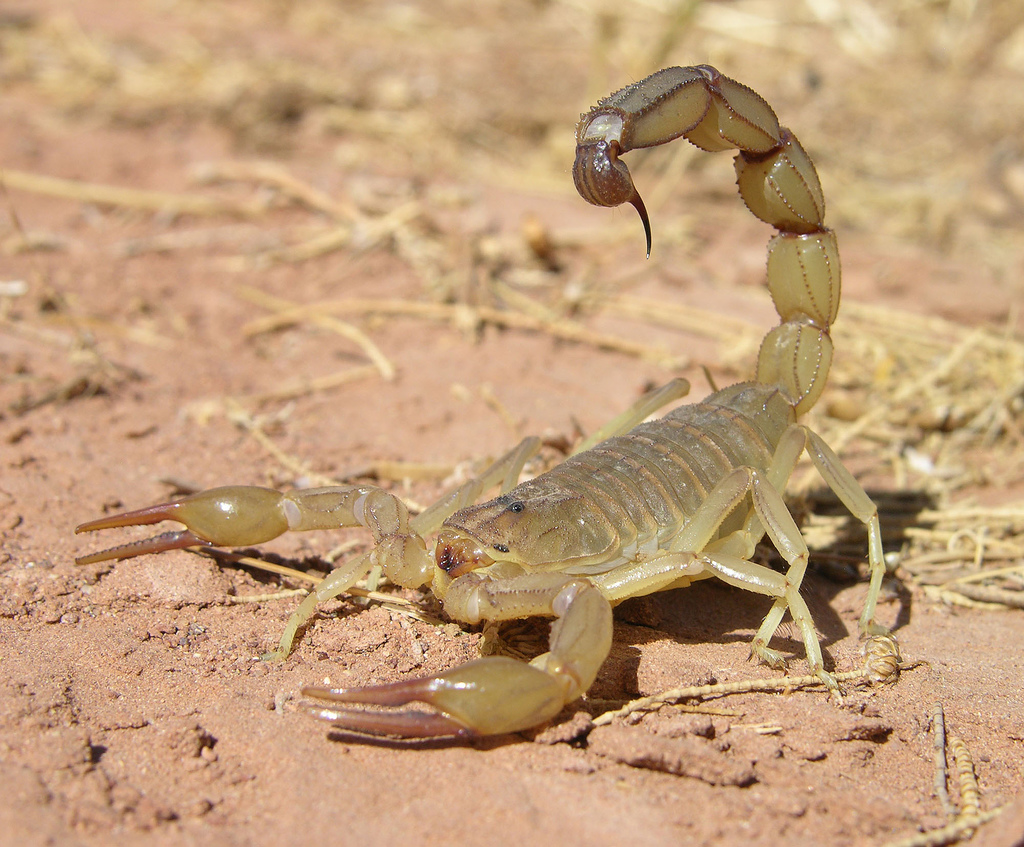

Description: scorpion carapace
[76,66,889,739]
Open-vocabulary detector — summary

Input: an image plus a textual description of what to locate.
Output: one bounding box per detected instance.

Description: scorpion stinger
[78,67,893,739]
[573,125,652,256]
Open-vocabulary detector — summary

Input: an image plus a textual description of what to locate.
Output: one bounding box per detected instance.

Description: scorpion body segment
[77,67,889,738]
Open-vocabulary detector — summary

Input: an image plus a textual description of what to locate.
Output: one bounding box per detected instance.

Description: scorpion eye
[493,543,510,554]
[507,501,525,513]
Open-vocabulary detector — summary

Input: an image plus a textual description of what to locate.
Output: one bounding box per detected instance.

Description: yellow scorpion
[77,66,888,738]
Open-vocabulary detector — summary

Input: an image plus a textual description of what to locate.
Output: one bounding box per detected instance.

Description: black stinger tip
[630,190,651,258]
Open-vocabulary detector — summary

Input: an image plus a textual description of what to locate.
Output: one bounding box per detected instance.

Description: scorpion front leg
[303,572,613,737]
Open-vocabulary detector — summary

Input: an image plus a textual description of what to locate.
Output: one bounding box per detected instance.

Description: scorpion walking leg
[803,429,887,635]
[409,436,543,535]
[588,467,764,600]
[587,459,831,682]
[681,465,835,683]
[302,572,613,737]
[742,425,889,664]
[699,549,829,686]
[571,377,690,455]
[269,436,545,659]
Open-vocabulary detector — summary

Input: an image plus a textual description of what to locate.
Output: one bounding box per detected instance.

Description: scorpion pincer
[77,65,891,738]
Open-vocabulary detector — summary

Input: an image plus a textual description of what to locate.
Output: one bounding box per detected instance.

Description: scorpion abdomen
[474,383,796,575]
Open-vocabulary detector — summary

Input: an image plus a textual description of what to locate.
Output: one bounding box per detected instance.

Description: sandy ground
[2,2,1024,846]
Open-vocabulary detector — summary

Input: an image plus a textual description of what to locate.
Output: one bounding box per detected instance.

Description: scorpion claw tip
[74,501,183,535]
[300,679,478,739]
[299,696,473,739]
[74,529,206,565]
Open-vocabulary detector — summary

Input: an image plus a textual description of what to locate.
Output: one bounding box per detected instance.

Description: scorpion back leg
[590,443,837,685]
[804,428,887,636]
[575,458,827,679]
[721,424,888,665]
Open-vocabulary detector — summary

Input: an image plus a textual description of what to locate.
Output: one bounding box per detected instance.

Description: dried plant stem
[931,703,956,819]
[239,365,381,405]
[949,736,981,819]
[882,807,1004,847]
[939,583,1024,609]
[827,327,986,456]
[593,668,883,727]
[605,295,760,343]
[594,635,905,726]
[224,400,342,488]
[193,161,358,221]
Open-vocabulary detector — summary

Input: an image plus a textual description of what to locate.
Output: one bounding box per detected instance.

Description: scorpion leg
[585,461,829,682]
[699,548,830,687]
[587,465,785,605]
[803,429,888,636]
[408,436,542,536]
[303,573,613,737]
[571,377,690,455]
[740,424,889,663]
[273,436,544,659]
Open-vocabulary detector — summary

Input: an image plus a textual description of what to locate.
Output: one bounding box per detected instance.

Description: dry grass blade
[239,297,683,367]
[882,807,1004,847]
[192,161,359,222]
[936,583,1024,609]
[237,286,395,380]
[223,400,343,488]
[899,506,1024,612]
[2,168,265,217]
[606,294,762,344]
[238,365,381,405]
[822,303,1024,484]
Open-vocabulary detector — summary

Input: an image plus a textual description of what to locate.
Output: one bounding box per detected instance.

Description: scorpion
[77,65,889,738]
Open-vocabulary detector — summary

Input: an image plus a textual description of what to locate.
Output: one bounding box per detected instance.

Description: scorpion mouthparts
[435,530,494,578]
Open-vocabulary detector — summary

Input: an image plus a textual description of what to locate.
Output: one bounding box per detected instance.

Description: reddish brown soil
[2,3,1023,846]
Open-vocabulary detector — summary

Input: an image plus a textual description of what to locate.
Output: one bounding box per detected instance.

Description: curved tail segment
[573,65,840,415]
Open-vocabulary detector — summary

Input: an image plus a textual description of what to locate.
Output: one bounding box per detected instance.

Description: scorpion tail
[574,65,841,417]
